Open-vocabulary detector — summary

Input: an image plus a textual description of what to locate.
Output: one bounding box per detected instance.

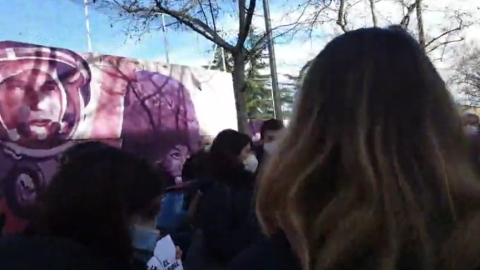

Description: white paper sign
[146,235,183,270]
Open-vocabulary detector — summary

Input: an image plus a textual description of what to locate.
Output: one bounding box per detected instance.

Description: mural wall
[0,41,237,235]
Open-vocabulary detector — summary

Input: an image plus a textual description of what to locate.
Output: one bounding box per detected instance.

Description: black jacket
[196,169,261,262]
[0,235,145,270]
[229,232,301,270]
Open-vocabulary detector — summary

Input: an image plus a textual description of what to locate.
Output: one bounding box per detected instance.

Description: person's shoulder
[229,232,301,270]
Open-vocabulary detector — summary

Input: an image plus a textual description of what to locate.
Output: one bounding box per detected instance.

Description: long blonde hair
[256,27,480,270]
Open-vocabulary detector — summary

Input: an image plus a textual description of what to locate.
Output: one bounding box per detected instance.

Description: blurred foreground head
[37,142,165,260]
[257,26,480,270]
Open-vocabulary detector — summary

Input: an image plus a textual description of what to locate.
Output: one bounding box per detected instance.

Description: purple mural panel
[249,119,265,142]
[121,71,201,185]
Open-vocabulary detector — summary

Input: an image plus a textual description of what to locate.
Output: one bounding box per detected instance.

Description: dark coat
[229,232,301,270]
[0,235,145,270]
[198,169,260,261]
[184,167,261,270]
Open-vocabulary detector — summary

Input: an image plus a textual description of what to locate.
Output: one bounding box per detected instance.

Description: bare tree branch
[248,14,313,58]
[236,0,256,49]
[426,38,464,54]
[450,45,480,106]
[206,0,217,34]
[425,19,463,49]
[153,0,235,51]
[336,0,348,32]
[399,1,417,28]
[423,13,466,57]
[287,0,334,40]
[368,0,378,27]
[325,0,365,34]
[98,0,235,51]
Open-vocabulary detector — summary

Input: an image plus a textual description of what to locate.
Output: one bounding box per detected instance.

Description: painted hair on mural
[121,70,200,179]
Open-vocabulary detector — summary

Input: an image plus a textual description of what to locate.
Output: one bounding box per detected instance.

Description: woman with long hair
[185,129,261,270]
[0,142,167,270]
[230,26,480,270]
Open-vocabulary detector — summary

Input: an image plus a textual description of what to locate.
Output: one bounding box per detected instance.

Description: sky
[0,0,479,81]
[0,0,323,78]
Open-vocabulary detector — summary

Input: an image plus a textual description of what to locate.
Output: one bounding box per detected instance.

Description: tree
[450,45,480,106]
[205,29,277,119]
[91,0,307,132]
[277,75,297,120]
[297,0,475,61]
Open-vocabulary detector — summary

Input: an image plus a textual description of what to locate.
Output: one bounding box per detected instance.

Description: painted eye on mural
[40,81,58,92]
[41,86,57,92]
[170,151,181,160]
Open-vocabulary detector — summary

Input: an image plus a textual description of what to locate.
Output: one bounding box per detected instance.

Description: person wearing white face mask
[252,119,284,175]
[262,141,277,156]
[184,129,262,270]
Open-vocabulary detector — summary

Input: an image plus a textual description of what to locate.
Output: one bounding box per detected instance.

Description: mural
[121,70,200,185]
[0,41,237,235]
[249,119,265,142]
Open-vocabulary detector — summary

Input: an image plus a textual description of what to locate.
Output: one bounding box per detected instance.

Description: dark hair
[182,149,209,181]
[257,26,480,270]
[121,71,200,162]
[260,119,284,139]
[36,143,166,260]
[206,129,252,181]
[60,141,111,165]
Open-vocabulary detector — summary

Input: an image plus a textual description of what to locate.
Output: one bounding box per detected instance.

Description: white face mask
[263,142,276,154]
[243,154,259,173]
[465,125,479,135]
[130,225,159,252]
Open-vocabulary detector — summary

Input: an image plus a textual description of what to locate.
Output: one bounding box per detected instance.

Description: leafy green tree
[278,74,299,120]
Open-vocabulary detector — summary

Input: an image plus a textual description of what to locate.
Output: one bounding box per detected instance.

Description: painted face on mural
[158,144,190,181]
[0,69,63,141]
[0,44,92,156]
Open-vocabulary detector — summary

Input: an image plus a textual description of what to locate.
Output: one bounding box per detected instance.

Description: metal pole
[262,0,282,120]
[161,14,170,64]
[83,0,93,52]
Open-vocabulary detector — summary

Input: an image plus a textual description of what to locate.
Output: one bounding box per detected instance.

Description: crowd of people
[3,25,480,270]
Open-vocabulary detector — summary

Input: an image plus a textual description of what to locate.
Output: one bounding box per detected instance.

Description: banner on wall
[0,41,237,234]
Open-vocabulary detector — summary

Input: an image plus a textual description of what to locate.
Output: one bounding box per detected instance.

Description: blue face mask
[130,226,159,252]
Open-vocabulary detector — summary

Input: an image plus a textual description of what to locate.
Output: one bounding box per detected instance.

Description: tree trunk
[232,51,249,133]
